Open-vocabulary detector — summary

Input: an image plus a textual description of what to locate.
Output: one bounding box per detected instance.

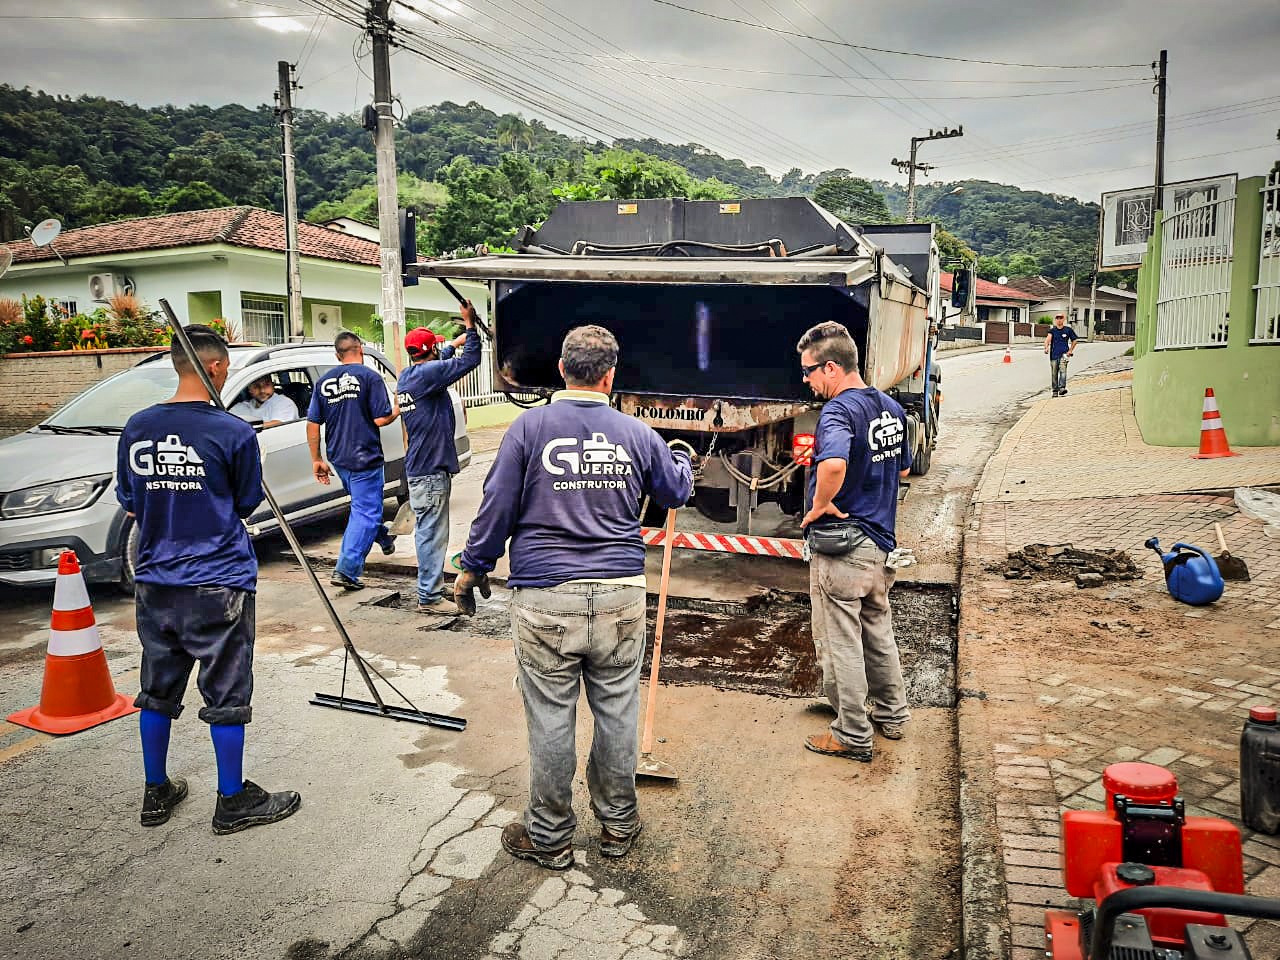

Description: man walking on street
[397,302,482,614]
[1045,314,1078,397]
[308,332,400,590]
[798,321,912,764]
[455,325,693,870]
[117,324,301,833]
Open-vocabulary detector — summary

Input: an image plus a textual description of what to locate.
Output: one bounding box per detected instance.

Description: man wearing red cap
[397,302,482,613]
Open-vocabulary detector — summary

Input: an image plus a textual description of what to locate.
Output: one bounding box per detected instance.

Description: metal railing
[455,343,508,407]
[1155,194,1235,350]
[1254,168,1280,344]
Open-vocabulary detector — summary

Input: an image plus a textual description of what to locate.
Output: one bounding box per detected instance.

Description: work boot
[872,720,906,741]
[141,777,189,827]
[416,597,456,615]
[600,822,643,859]
[330,571,364,591]
[804,732,872,763]
[501,822,573,870]
[212,780,301,835]
[380,536,397,556]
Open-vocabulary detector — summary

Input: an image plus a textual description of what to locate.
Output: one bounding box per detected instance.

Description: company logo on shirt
[321,372,363,402]
[129,435,207,491]
[542,432,634,490]
[396,389,417,414]
[867,411,905,463]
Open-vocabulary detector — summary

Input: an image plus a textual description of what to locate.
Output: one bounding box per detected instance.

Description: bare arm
[307,421,330,485]
[1044,333,1052,353]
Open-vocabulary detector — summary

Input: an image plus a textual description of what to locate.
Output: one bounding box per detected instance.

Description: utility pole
[368,0,405,371]
[1153,50,1168,217]
[276,60,304,341]
[893,126,963,222]
[1087,271,1098,337]
[1066,273,1077,329]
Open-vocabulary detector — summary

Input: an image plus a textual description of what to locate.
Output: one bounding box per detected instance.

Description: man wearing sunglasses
[797,321,912,764]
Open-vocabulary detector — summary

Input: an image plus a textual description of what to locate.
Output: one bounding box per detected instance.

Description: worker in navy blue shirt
[117,324,300,834]
[397,301,482,615]
[456,325,693,870]
[797,320,912,766]
[1044,314,1079,397]
[307,331,400,590]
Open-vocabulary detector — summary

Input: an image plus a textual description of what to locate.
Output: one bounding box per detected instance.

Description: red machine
[1046,761,1280,958]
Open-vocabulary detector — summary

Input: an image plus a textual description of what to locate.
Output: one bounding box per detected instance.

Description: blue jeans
[408,472,451,603]
[1051,356,1069,393]
[333,464,392,581]
[511,583,647,849]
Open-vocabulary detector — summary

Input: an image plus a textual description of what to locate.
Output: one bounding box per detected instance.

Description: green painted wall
[186,291,222,326]
[1133,176,1280,446]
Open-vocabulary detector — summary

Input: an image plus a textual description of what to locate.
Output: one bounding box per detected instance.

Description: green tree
[812,176,890,223]
[976,254,1007,281]
[935,227,975,263]
[1005,252,1042,277]
[155,181,232,213]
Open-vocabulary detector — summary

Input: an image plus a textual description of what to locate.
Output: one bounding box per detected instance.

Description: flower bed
[0,294,234,354]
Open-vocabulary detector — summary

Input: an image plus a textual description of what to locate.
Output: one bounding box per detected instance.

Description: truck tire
[910,438,932,476]
[691,487,737,524]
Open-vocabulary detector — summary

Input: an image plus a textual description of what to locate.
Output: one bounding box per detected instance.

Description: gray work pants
[810,541,911,749]
[511,582,647,849]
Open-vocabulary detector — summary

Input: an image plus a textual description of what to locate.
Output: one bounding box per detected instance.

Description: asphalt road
[0,339,1130,960]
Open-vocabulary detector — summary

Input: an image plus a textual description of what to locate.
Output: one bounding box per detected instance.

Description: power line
[648,0,1149,69]
[0,12,318,19]
[623,76,1149,101]
[1020,141,1280,187]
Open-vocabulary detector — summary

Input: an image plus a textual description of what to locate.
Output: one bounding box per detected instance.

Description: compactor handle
[1091,887,1280,959]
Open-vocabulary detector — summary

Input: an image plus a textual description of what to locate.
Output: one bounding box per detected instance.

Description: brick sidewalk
[959,378,1280,959]
[976,377,1280,503]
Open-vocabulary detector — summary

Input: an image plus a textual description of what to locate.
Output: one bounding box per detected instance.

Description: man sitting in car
[230,375,298,428]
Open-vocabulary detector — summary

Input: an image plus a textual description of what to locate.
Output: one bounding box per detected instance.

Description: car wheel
[119,519,140,595]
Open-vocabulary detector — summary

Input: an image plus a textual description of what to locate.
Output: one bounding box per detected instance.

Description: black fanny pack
[806,522,869,556]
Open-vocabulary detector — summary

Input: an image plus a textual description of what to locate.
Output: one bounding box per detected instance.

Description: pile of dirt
[992,543,1143,588]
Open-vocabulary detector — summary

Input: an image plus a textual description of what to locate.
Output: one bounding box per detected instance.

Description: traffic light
[399,208,418,287]
[951,267,971,308]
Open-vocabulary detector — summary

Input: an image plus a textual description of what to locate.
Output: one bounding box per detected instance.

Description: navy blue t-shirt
[807,387,912,552]
[117,402,263,591]
[397,327,482,478]
[1048,324,1078,360]
[307,362,392,471]
[461,395,693,588]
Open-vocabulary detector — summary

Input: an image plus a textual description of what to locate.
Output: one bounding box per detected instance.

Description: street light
[920,186,965,220]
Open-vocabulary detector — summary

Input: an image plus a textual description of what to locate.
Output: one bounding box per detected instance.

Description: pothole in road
[649,584,957,707]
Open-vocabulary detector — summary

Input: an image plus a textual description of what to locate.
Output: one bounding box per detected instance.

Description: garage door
[984,321,1010,344]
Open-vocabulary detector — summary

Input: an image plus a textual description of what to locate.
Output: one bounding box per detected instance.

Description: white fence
[455,343,508,407]
[1254,168,1280,344]
[1155,194,1235,350]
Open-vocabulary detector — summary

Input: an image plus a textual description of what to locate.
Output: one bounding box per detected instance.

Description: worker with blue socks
[118,324,300,834]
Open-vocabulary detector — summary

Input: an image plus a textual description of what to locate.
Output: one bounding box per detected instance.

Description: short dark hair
[334,331,363,357]
[171,324,229,374]
[561,325,619,386]
[796,321,859,372]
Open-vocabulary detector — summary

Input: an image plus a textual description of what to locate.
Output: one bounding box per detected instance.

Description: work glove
[453,570,492,616]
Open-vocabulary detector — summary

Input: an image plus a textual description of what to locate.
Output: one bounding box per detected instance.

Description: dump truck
[412,197,960,535]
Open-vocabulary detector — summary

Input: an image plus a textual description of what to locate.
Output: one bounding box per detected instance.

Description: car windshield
[45,363,181,430]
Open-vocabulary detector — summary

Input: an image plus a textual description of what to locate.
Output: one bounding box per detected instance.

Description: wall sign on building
[1098,173,1237,269]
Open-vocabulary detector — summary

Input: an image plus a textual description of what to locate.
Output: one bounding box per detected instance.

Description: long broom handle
[640,506,677,756]
[1214,522,1229,553]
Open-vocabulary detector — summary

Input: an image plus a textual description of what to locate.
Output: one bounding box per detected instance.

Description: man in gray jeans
[798,321,913,764]
[455,325,693,870]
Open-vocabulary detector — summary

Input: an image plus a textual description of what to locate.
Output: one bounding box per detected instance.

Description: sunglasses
[801,360,827,377]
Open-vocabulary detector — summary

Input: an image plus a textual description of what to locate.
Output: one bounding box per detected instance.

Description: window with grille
[240,297,287,345]
[58,299,78,317]
[1254,169,1280,344]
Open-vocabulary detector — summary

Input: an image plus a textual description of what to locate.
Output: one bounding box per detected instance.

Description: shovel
[389,499,416,537]
[1213,522,1251,581]
[637,507,679,783]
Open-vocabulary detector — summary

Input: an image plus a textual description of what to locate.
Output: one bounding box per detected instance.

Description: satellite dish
[1118,281,1129,290]
[0,247,11,280]
[29,218,62,247]
[997,275,1009,285]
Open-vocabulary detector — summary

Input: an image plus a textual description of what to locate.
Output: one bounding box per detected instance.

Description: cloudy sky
[3,0,1278,201]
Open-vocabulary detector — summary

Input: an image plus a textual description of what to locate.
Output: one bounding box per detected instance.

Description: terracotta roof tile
[939,271,1037,301]
[5,206,380,267]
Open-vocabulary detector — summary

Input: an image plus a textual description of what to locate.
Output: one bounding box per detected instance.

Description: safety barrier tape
[640,526,805,560]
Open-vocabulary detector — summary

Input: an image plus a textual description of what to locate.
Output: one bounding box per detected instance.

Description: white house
[1003,276,1138,337]
[0,207,483,352]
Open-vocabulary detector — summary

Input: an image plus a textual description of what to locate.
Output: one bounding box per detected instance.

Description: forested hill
[0,84,1103,275]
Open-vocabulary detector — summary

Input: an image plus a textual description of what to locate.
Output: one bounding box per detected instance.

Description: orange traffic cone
[7,551,138,735]
[1002,347,1013,364]
[1191,388,1241,460]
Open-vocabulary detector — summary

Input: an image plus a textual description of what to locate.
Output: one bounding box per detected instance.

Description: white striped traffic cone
[6,551,138,735]
[1191,388,1240,459]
